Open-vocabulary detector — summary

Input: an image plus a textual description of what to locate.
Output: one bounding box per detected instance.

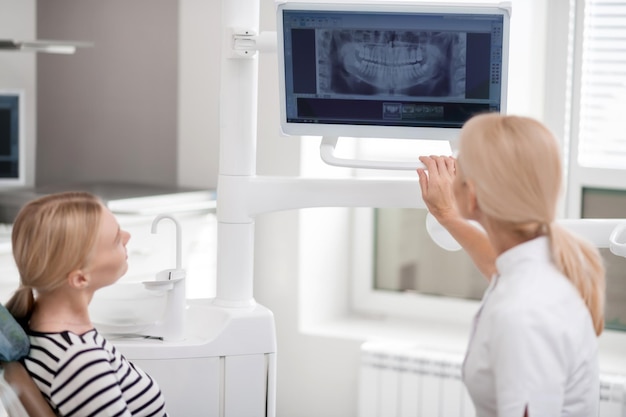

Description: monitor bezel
[0,90,26,187]
[276,1,511,141]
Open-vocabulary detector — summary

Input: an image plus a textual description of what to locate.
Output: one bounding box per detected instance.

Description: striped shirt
[24,329,167,417]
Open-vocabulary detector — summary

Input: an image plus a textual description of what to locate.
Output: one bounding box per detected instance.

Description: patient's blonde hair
[5,192,103,326]
[458,113,606,335]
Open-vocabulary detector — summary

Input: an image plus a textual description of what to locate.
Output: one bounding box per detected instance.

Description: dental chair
[0,304,55,417]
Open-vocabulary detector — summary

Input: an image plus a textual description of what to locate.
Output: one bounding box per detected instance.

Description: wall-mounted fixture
[0,39,92,54]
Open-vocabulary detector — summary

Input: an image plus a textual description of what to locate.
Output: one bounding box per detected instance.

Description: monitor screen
[0,91,24,186]
[277,1,511,140]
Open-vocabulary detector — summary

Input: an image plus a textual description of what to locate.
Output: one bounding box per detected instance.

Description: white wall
[36,0,179,187]
[178,0,221,189]
[0,0,36,188]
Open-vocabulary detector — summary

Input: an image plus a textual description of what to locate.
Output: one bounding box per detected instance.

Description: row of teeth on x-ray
[340,43,441,90]
[317,30,465,96]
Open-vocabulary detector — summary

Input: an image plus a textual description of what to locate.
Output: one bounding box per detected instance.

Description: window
[566,0,626,214]
[574,0,626,170]
[374,208,486,301]
[353,0,626,332]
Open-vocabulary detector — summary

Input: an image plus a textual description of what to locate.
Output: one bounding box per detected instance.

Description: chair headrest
[0,305,28,362]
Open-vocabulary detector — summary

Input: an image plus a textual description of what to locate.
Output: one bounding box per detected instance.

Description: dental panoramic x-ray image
[317,30,466,97]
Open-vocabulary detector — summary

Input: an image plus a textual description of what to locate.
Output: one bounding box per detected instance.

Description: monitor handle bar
[320,136,426,171]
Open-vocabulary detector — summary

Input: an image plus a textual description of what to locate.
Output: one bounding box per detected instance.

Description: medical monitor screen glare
[278,2,510,140]
[0,93,21,181]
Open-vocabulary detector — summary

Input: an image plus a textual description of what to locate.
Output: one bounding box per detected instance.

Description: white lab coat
[463,237,599,417]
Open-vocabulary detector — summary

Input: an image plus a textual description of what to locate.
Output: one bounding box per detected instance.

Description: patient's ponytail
[5,286,35,329]
[548,223,606,336]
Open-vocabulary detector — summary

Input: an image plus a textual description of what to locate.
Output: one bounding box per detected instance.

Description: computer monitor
[0,90,25,186]
[277,1,511,141]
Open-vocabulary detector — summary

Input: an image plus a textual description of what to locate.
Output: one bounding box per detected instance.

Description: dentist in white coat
[417,113,606,417]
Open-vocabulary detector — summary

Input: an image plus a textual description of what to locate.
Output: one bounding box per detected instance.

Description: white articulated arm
[217,175,425,224]
[426,214,626,256]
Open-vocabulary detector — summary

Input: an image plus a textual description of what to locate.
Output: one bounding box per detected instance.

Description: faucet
[142,214,187,342]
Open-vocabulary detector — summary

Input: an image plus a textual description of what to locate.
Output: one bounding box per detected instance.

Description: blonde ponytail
[548,223,606,336]
[4,286,35,329]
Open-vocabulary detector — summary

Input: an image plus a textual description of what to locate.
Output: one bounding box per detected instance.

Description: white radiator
[358,342,474,417]
[358,342,626,417]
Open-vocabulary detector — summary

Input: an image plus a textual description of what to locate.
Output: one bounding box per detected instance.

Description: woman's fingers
[444,156,456,175]
[419,155,455,180]
[417,168,428,197]
[418,155,438,173]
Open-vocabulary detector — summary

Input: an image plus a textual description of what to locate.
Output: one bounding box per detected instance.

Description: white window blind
[578,0,626,168]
